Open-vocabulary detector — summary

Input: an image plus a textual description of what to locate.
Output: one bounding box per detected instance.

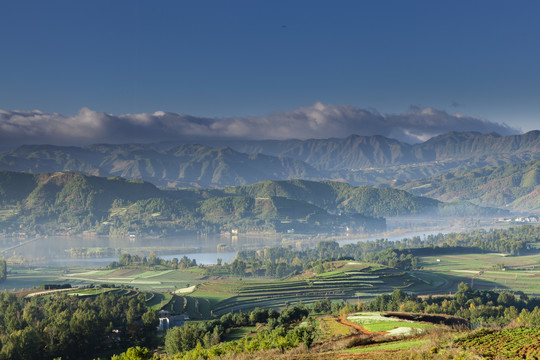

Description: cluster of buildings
[497,216,539,224]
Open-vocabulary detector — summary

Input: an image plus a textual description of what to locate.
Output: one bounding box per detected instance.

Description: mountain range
[209,130,540,169]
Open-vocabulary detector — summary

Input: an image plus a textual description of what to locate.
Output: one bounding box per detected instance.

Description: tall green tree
[0,259,6,282]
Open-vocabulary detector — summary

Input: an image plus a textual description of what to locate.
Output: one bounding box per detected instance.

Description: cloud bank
[0,103,520,148]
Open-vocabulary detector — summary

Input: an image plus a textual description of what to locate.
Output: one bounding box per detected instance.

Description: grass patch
[347,338,429,353]
[347,313,435,333]
[146,292,173,310]
[363,321,433,333]
[224,327,255,341]
[319,316,356,339]
[0,267,70,291]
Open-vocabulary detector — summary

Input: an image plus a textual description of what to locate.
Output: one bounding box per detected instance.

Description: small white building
[157,310,189,331]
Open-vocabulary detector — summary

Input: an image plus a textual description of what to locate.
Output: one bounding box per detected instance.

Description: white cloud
[0,103,521,148]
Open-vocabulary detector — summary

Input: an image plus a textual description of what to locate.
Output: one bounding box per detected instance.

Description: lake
[1,225,462,267]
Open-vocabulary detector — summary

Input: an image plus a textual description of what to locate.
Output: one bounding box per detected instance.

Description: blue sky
[0,0,539,143]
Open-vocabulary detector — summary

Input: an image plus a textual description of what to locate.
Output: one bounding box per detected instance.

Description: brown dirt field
[15,290,35,298]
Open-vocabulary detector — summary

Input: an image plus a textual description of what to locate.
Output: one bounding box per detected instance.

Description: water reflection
[2,222,464,267]
[1,233,283,267]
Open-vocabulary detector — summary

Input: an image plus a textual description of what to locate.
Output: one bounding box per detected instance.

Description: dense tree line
[169,324,317,360]
[0,259,6,282]
[233,239,421,278]
[363,249,419,270]
[109,253,196,270]
[0,291,158,360]
[164,303,311,356]
[368,284,540,328]
[433,226,539,255]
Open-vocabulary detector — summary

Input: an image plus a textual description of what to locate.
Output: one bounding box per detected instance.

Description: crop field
[158,294,213,319]
[0,266,74,291]
[347,313,435,334]
[62,268,202,290]
[419,253,540,294]
[197,263,427,316]
[454,327,540,359]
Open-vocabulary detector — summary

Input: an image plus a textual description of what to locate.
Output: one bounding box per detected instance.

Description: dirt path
[338,316,373,335]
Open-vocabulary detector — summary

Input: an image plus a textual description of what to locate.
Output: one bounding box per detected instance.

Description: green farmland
[62,267,203,290]
[0,266,71,291]
[419,252,540,294]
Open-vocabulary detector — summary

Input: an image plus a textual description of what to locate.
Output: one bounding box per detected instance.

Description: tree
[148,251,158,266]
[142,310,159,345]
[231,259,246,276]
[111,346,153,360]
[0,259,6,282]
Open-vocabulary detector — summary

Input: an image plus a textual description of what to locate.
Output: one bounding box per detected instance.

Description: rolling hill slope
[398,159,540,212]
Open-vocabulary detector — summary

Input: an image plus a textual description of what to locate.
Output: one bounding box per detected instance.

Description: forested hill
[0,172,499,236]
[0,131,538,188]
[398,159,540,212]
[223,179,441,217]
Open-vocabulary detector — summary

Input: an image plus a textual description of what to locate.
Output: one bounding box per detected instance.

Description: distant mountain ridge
[208,131,540,169]
[0,131,537,187]
[398,159,540,213]
[0,143,319,188]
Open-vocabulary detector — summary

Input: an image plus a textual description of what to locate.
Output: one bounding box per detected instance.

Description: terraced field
[158,294,213,319]
[454,327,540,359]
[197,262,423,315]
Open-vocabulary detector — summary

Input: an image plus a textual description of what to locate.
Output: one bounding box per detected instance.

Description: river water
[1,226,460,267]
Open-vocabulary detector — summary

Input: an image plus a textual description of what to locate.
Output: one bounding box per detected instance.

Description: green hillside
[399,159,540,212]
[0,171,505,236]
[0,172,390,235]
[226,179,441,217]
